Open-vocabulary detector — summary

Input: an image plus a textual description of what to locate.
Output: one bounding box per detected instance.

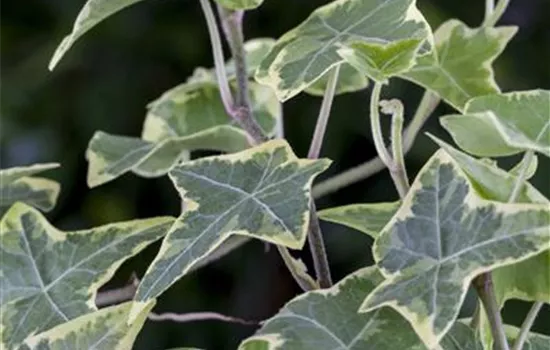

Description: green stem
[312,91,439,198]
[308,202,332,288]
[308,65,340,159]
[484,0,510,27]
[369,82,393,168]
[383,99,410,198]
[512,302,543,350]
[485,0,495,23]
[276,246,318,291]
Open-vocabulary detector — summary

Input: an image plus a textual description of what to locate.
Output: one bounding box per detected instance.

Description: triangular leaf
[337,38,423,82]
[318,201,401,239]
[238,267,427,350]
[360,149,550,347]
[401,20,516,111]
[442,90,550,157]
[0,163,60,216]
[86,80,279,187]
[0,203,173,348]
[256,0,432,101]
[22,300,155,350]
[130,140,330,320]
[49,0,147,70]
[213,0,263,10]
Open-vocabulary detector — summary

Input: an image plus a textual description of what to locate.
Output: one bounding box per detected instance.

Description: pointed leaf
[49,0,147,70]
[337,38,423,82]
[360,150,550,347]
[239,267,427,350]
[255,0,432,101]
[213,0,263,10]
[130,140,330,319]
[0,203,173,348]
[443,90,550,157]
[0,163,60,216]
[22,300,155,350]
[86,81,279,187]
[318,201,401,239]
[401,20,516,111]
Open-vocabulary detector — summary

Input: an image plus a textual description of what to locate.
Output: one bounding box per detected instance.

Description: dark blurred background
[1,0,549,348]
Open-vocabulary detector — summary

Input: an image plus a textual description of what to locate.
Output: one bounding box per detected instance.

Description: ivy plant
[2,0,548,349]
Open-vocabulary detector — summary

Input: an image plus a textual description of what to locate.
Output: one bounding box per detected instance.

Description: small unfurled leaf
[304,63,369,96]
[130,140,330,320]
[0,163,60,216]
[86,80,279,187]
[338,39,423,82]
[318,201,401,239]
[49,0,147,70]
[22,300,154,350]
[401,20,516,111]
[509,153,538,180]
[213,0,263,10]
[360,149,550,347]
[442,90,550,157]
[0,203,173,348]
[256,0,432,101]
[239,267,427,350]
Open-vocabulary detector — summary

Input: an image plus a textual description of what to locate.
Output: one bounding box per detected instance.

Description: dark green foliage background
[1,0,548,348]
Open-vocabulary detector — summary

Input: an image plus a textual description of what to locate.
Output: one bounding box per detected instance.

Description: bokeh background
[1,0,549,348]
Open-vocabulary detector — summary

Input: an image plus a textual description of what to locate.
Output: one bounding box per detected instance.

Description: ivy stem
[369,82,410,198]
[276,246,318,291]
[485,0,495,24]
[304,66,341,289]
[512,302,543,350]
[484,0,510,27]
[312,91,439,198]
[308,65,340,159]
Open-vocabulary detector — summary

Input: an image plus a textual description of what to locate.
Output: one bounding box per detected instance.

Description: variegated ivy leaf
[318,201,401,239]
[256,0,432,101]
[0,203,173,348]
[438,322,483,350]
[360,149,550,348]
[337,38,423,82]
[0,163,60,216]
[509,153,538,179]
[442,90,550,157]
[86,80,279,187]
[504,326,550,350]
[22,300,155,350]
[239,267,427,350]
[303,63,369,97]
[49,0,147,70]
[130,140,330,321]
[214,0,263,10]
[401,20,516,111]
[432,136,550,305]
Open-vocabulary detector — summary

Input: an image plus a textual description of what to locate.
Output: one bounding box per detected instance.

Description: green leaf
[401,20,516,111]
[438,322,483,350]
[442,90,550,157]
[239,267,427,350]
[303,63,369,97]
[503,324,550,350]
[0,203,173,348]
[49,0,147,70]
[318,201,401,239]
[22,300,155,350]
[256,0,432,101]
[86,80,279,187]
[360,149,550,347]
[130,140,330,321]
[213,0,263,10]
[509,153,538,180]
[337,38,423,82]
[0,163,60,216]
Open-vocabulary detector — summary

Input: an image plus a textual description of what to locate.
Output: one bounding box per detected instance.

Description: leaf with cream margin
[337,38,423,82]
[442,90,550,157]
[214,0,263,10]
[0,163,60,216]
[86,80,279,187]
[130,140,330,321]
[21,300,154,350]
[438,322,483,350]
[239,267,427,350]
[0,203,173,348]
[318,201,401,239]
[303,63,369,97]
[360,149,550,348]
[401,20,516,111]
[49,0,148,70]
[255,0,432,101]
[509,153,538,180]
